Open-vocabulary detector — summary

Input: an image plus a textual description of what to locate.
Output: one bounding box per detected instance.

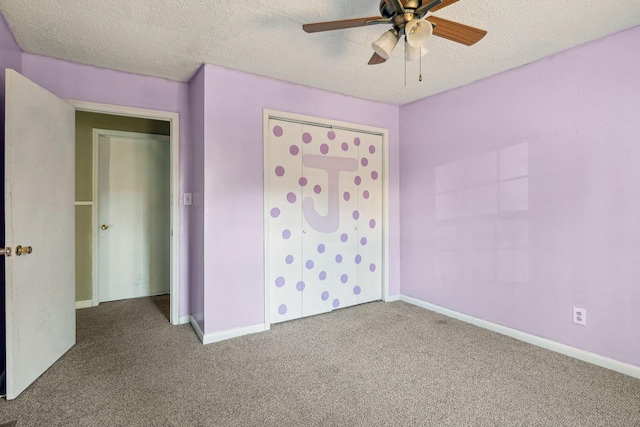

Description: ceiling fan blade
[368,53,387,65]
[426,16,487,46]
[429,0,461,12]
[303,16,387,33]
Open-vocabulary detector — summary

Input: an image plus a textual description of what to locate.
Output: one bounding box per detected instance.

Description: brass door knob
[15,245,32,256]
[101,224,109,230]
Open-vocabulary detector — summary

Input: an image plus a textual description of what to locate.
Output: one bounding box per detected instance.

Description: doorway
[70,103,181,325]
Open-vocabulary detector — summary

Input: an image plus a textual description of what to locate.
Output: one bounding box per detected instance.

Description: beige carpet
[1,296,639,426]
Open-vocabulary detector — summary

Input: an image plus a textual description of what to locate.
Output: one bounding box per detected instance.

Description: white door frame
[68,100,181,325]
[262,109,391,327]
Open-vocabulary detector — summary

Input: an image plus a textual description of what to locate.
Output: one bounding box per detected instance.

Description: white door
[4,69,75,400]
[97,131,170,303]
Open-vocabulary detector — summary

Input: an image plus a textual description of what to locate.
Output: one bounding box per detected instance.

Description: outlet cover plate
[573,307,587,326]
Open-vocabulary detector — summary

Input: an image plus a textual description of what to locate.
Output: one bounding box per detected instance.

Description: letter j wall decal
[302,154,358,233]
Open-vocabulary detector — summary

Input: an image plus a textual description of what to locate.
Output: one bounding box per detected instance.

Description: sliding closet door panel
[300,124,335,317]
[356,132,383,304]
[267,120,303,322]
[329,128,359,310]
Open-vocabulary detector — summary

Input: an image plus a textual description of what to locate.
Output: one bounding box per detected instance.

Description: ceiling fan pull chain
[419,51,423,82]
[404,37,407,87]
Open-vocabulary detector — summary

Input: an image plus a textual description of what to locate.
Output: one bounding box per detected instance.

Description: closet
[265,114,385,323]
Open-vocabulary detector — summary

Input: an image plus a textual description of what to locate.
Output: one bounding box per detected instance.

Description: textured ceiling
[1,0,639,105]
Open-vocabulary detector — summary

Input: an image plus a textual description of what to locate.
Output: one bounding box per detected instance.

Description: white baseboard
[400,294,640,380]
[189,316,269,345]
[178,315,191,325]
[384,294,400,302]
[75,300,93,309]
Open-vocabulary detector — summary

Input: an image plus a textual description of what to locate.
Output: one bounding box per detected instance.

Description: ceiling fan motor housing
[379,0,422,18]
[379,0,423,35]
[380,0,422,18]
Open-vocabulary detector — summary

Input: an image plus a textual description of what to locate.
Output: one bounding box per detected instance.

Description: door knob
[15,245,32,256]
[101,224,109,230]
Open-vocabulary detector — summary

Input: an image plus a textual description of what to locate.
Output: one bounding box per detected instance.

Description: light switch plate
[183,193,192,205]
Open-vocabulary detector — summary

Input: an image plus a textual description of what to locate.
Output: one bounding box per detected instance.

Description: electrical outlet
[573,307,586,326]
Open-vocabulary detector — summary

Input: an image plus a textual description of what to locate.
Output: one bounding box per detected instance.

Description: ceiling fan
[302,0,487,65]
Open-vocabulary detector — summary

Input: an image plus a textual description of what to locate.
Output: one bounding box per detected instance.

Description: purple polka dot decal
[355,254,362,264]
[341,274,348,284]
[327,131,336,140]
[302,133,312,144]
[332,299,340,308]
[335,254,343,263]
[361,158,369,167]
[317,244,326,253]
[360,237,368,246]
[341,142,349,151]
[320,144,329,155]
[370,263,377,272]
[314,185,322,194]
[319,271,327,280]
[354,176,362,185]
[354,137,361,146]
[287,192,297,203]
[275,276,285,288]
[371,171,379,180]
[289,145,299,156]
[306,260,315,269]
[340,233,348,243]
[282,229,291,239]
[270,207,280,218]
[299,177,308,186]
[285,255,294,264]
[369,219,376,229]
[344,192,351,201]
[369,145,376,154]
[353,286,362,295]
[352,210,360,220]
[275,166,285,177]
[321,291,329,301]
[278,304,287,315]
[273,126,283,137]
[296,281,306,292]
[363,190,370,200]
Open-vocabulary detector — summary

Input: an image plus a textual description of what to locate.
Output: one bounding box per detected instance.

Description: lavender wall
[199,64,400,334]
[399,26,640,367]
[0,14,22,81]
[20,54,192,317]
[189,65,205,330]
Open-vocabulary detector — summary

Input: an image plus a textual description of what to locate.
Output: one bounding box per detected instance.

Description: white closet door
[266,118,383,324]
[355,132,383,304]
[267,119,303,322]
[325,127,359,310]
[300,124,333,317]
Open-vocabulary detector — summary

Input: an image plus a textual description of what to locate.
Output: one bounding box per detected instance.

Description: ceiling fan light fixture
[405,44,428,62]
[405,19,433,48]
[371,30,399,60]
